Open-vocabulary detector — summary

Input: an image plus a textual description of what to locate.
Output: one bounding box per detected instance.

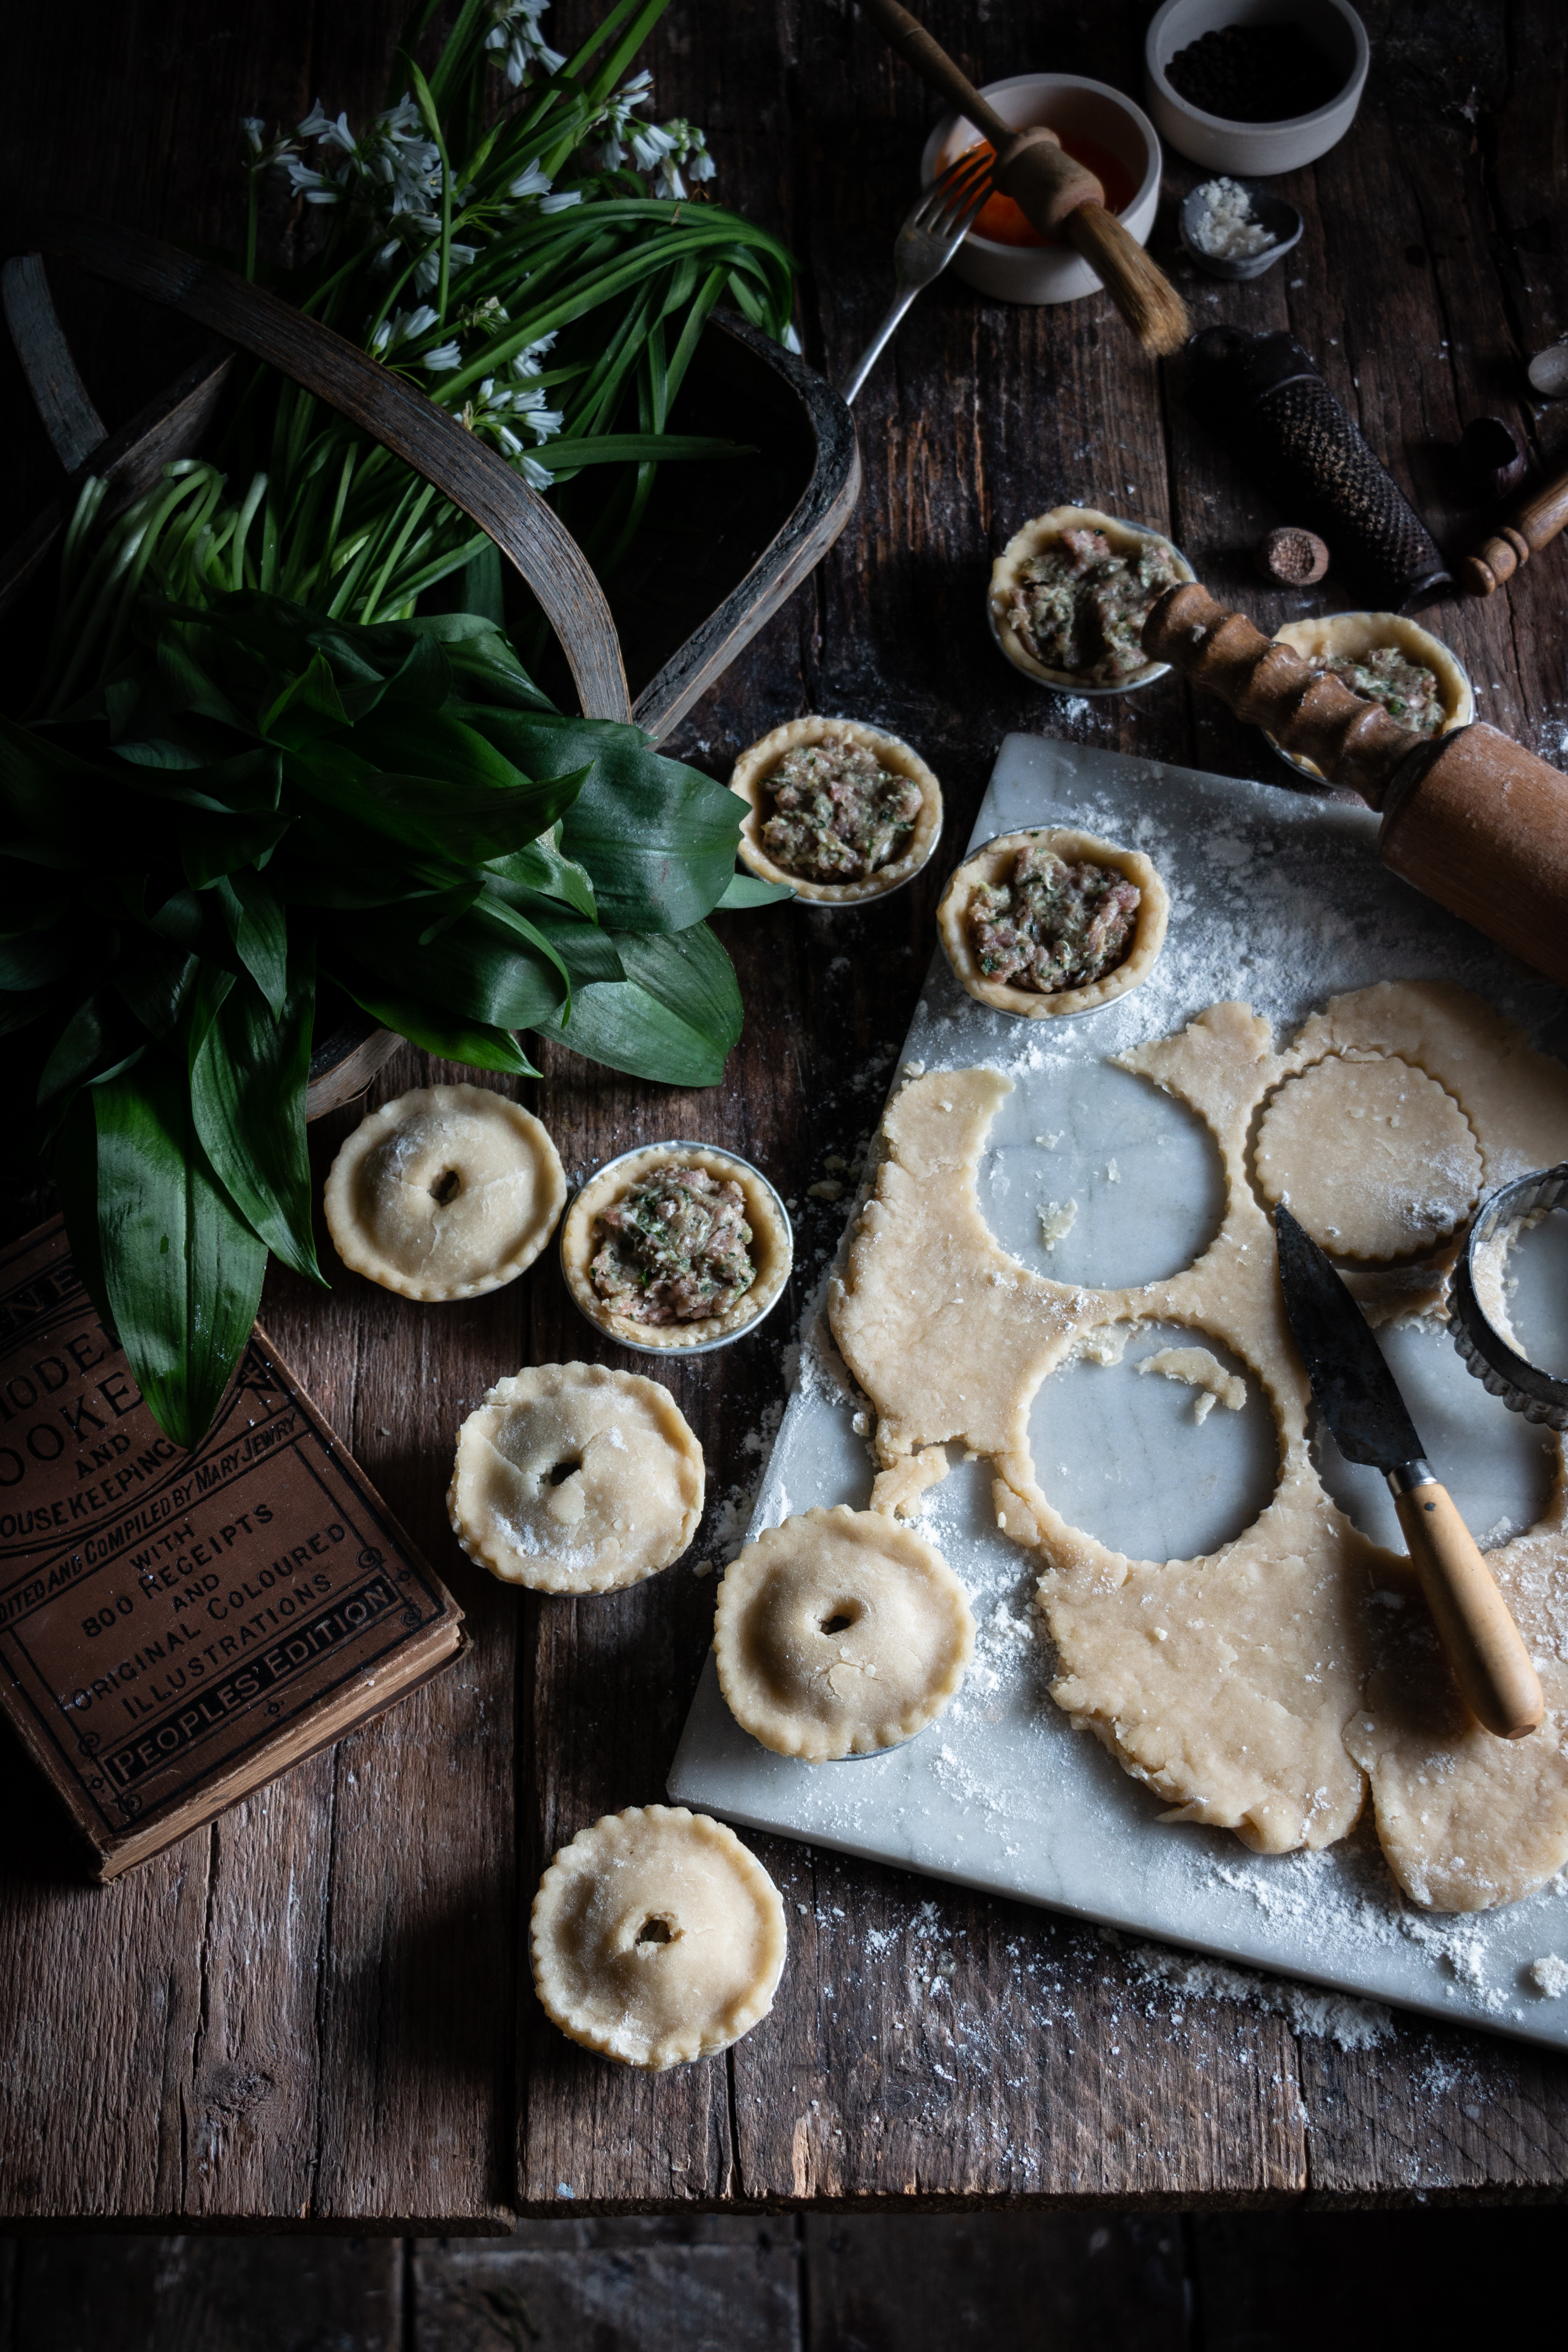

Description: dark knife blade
[1274,1204,1427,1473]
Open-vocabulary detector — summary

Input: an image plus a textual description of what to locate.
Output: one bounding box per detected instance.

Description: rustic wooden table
[3,0,1566,2229]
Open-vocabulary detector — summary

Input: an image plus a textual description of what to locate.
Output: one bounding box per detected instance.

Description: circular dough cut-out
[714,1506,975,1759]
[729,716,944,904]
[937,828,1169,1019]
[448,1363,704,1593]
[325,1083,565,1301]
[530,1805,787,2068]
[560,1144,793,1352]
[1255,1055,1483,1260]
[1269,612,1473,782]
[988,506,1197,692]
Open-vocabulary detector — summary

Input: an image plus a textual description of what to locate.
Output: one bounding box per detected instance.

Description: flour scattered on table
[1131,1942,1392,2049]
[1529,1952,1568,1997]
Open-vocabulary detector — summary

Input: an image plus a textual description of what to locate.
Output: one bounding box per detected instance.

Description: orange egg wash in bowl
[919,72,1162,306]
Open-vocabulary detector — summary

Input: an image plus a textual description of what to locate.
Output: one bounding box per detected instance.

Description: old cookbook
[0,1217,465,1878]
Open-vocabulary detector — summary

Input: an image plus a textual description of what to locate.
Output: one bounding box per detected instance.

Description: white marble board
[668,735,1568,2050]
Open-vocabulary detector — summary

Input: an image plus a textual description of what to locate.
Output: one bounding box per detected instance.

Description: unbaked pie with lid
[530,1805,787,2069]
[729,716,943,904]
[714,1506,975,1760]
[448,1362,704,1594]
[560,1142,792,1352]
[324,1082,565,1301]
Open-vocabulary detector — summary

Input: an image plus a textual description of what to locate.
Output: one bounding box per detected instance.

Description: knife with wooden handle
[1273,1204,1543,1740]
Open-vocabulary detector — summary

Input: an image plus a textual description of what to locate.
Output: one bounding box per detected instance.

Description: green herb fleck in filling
[1008,527,1182,686]
[760,738,924,883]
[968,844,1141,993]
[590,1166,756,1325]
[1311,645,1445,736]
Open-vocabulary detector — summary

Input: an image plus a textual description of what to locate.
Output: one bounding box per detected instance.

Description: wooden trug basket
[1,222,861,1115]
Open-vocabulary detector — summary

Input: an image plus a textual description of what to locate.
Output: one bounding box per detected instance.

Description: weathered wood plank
[412,2227,801,2352]
[729,1852,1307,2205]
[803,2209,1188,2345]
[4,0,1568,2228]
[4,2233,401,2350]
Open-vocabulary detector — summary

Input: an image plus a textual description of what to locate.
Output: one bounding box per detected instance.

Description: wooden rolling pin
[1142,583,1568,988]
[860,0,1188,358]
[1463,461,1568,594]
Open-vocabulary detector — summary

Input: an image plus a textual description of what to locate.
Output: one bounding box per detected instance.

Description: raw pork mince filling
[1312,646,1445,735]
[759,739,923,882]
[590,1168,756,1325]
[969,843,1142,993]
[1009,528,1182,685]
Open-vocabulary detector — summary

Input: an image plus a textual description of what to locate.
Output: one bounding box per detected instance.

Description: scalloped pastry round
[729,716,944,904]
[987,506,1196,692]
[714,1506,975,1760]
[530,1806,787,2068]
[827,980,1568,1912]
[448,1363,704,1594]
[1269,611,1473,782]
[560,1144,793,1352]
[324,1084,566,1301]
[937,828,1169,1019]
[1254,1054,1483,1260]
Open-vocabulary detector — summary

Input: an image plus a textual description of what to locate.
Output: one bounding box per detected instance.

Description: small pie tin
[560,1141,794,1358]
[986,507,1197,696]
[1448,1164,1568,1433]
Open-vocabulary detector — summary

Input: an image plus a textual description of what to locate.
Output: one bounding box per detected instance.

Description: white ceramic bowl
[1144,0,1368,176]
[918,74,1161,307]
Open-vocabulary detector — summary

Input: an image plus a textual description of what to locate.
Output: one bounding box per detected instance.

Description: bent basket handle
[44,218,632,724]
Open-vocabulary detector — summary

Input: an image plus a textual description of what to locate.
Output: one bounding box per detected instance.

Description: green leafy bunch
[0,594,786,1448]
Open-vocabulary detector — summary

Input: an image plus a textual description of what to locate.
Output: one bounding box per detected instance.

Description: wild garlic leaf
[214,871,289,1018]
[484,832,598,923]
[91,1054,268,1452]
[536,918,741,1088]
[191,957,323,1286]
[717,873,795,909]
[335,967,539,1076]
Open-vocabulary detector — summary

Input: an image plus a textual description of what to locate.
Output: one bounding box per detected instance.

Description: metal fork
[840,152,995,405]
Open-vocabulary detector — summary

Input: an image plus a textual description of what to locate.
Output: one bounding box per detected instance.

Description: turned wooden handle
[1142,582,1419,807]
[1144,581,1568,987]
[1393,1481,1543,1739]
[859,0,1101,229]
[861,0,1011,142]
[1463,463,1568,595]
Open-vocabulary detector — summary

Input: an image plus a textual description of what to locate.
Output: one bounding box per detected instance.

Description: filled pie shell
[730,716,943,904]
[937,827,1169,1019]
[560,1144,793,1351]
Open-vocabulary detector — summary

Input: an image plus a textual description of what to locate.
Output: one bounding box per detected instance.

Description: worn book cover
[0,1217,466,1878]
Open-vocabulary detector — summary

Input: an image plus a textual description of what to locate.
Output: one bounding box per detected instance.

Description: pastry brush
[860,0,1189,358]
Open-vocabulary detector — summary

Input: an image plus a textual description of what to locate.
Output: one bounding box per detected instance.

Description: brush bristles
[1066,204,1189,359]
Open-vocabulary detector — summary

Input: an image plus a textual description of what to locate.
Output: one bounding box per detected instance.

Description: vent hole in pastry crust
[636,1915,676,1945]
[428,1167,462,1206]
[820,1608,859,1636]
[547,1458,580,1487]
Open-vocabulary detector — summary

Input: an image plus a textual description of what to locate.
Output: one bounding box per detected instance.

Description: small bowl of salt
[1179,177,1302,281]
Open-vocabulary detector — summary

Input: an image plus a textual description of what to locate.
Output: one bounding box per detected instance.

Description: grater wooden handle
[1462,463,1568,594]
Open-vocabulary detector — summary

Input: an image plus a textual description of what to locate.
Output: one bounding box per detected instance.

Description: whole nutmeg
[1256,527,1329,586]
